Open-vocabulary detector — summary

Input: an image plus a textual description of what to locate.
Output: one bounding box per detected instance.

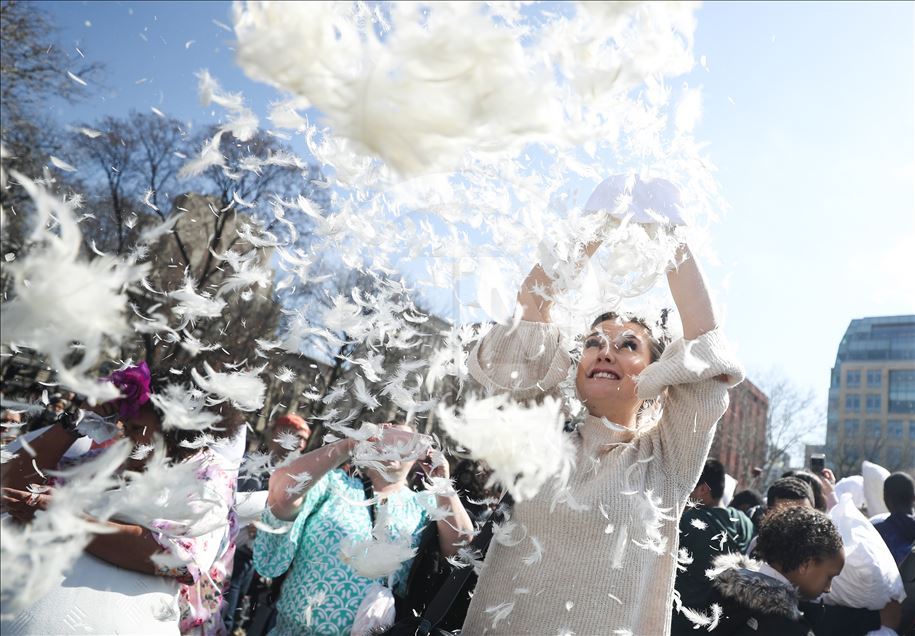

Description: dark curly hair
[782,469,826,511]
[756,506,843,574]
[731,488,764,511]
[697,459,727,500]
[766,476,814,509]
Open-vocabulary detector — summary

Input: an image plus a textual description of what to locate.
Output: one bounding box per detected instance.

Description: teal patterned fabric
[254,469,431,635]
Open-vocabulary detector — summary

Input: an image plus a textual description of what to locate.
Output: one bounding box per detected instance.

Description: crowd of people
[672,459,914,635]
[1,175,913,635]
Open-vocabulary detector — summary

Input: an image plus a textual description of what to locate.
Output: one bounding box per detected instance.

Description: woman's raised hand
[419,449,450,480]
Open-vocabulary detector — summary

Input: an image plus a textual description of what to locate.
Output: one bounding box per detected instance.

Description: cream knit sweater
[461,320,744,636]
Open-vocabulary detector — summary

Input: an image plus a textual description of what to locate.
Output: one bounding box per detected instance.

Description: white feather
[484,602,514,629]
[169,278,227,327]
[66,70,87,86]
[522,536,543,566]
[150,383,223,431]
[49,156,77,172]
[274,366,296,383]
[352,375,380,410]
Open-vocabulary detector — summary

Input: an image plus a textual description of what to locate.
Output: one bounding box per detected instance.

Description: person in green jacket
[671,458,753,634]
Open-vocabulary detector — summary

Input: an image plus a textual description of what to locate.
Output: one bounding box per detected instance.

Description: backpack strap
[412,492,509,636]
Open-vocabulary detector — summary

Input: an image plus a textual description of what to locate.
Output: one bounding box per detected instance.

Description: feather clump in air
[339,533,416,579]
[149,383,223,431]
[191,362,266,412]
[0,174,147,402]
[0,440,132,612]
[233,1,558,176]
[437,394,574,502]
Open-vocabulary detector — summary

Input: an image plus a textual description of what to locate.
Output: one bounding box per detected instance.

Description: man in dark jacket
[873,472,915,564]
[671,460,754,634]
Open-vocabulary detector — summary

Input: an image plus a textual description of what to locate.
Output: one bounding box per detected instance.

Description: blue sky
[36,1,915,445]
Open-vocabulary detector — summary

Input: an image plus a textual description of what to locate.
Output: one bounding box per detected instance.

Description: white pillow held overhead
[862,460,891,516]
[834,475,866,511]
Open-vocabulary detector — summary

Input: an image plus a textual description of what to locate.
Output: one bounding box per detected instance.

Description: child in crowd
[708,506,843,635]
[708,506,899,635]
[873,472,915,564]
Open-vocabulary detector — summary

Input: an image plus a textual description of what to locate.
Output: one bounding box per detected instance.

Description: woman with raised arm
[461,175,744,635]
[254,423,474,636]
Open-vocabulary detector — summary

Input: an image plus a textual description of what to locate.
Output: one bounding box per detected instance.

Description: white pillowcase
[824,494,905,610]
[862,460,891,516]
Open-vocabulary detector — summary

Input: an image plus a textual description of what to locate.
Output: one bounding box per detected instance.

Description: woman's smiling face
[575,318,653,420]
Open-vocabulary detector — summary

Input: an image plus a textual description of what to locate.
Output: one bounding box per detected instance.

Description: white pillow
[862,460,891,516]
[0,552,180,635]
[834,475,866,510]
[824,494,905,610]
[722,473,738,508]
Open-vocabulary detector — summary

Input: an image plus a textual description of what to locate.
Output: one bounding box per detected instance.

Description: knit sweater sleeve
[467,320,572,401]
[636,328,744,493]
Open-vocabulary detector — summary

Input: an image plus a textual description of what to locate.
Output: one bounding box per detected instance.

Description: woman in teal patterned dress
[254,425,474,635]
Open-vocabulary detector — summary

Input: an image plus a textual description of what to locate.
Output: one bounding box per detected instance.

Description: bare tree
[191,130,325,290]
[830,440,864,479]
[755,372,825,484]
[830,428,913,477]
[71,118,141,255]
[65,113,327,374]
[127,112,195,267]
[1,0,102,267]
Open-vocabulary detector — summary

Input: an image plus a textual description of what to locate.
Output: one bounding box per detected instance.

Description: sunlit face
[789,551,845,600]
[575,319,653,421]
[369,423,420,484]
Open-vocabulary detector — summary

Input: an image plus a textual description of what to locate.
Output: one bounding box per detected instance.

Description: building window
[887,420,903,439]
[845,394,861,411]
[866,394,881,413]
[865,420,882,438]
[867,369,882,386]
[887,446,903,467]
[846,370,861,387]
[910,422,915,441]
[888,370,915,413]
[844,419,860,436]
